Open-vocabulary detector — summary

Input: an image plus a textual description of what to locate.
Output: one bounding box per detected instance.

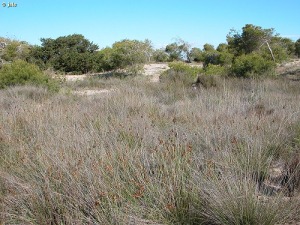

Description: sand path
[143,63,169,82]
[66,63,170,96]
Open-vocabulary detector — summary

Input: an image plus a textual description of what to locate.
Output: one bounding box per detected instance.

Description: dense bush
[28,34,99,74]
[110,39,153,69]
[0,60,59,92]
[95,47,114,71]
[296,38,300,58]
[201,45,233,69]
[259,37,295,63]
[218,51,234,66]
[189,47,203,62]
[227,24,275,56]
[168,61,202,75]
[160,61,202,86]
[2,24,296,78]
[152,49,170,62]
[195,74,218,88]
[231,53,276,78]
[165,40,191,62]
[0,40,30,62]
[27,37,154,74]
[204,64,228,76]
[91,39,154,73]
[202,51,220,67]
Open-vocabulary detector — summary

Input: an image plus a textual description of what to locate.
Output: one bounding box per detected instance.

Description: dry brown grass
[0,77,300,224]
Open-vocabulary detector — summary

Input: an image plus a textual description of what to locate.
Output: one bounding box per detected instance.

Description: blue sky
[1,0,299,49]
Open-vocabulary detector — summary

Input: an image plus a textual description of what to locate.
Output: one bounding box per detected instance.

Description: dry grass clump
[0,77,300,224]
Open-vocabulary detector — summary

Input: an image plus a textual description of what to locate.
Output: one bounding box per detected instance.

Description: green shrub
[204,64,229,76]
[190,47,203,62]
[152,49,170,62]
[195,74,218,88]
[0,60,59,92]
[1,40,31,62]
[202,51,220,67]
[231,53,276,78]
[29,34,99,74]
[111,39,153,69]
[218,51,234,66]
[160,62,219,89]
[160,62,202,86]
[296,39,300,58]
[168,61,202,74]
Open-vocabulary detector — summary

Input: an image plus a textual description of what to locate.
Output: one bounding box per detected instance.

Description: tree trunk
[266,41,275,62]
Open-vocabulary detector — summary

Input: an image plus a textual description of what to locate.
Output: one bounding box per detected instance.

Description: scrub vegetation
[0,24,300,224]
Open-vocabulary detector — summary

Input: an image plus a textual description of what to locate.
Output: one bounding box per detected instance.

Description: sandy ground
[66,63,170,96]
[65,60,300,96]
[64,75,89,81]
[65,63,169,82]
[143,63,169,82]
[276,59,300,75]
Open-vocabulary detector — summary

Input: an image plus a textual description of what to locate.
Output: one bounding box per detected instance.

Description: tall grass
[0,77,300,224]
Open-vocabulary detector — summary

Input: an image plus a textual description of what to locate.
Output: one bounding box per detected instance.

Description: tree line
[1,24,300,77]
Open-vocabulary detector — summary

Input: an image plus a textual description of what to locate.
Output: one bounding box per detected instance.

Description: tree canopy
[165,39,191,62]
[110,39,153,69]
[1,23,298,77]
[29,34,99,73]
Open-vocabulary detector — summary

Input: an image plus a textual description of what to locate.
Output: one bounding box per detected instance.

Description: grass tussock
[1,77,300,224]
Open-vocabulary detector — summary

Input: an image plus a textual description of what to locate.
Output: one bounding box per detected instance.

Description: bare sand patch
[74,89,114,96]
[64,64,170,83]
[276,59,300,74]
[65,75,89,81]
[143,63,169,82]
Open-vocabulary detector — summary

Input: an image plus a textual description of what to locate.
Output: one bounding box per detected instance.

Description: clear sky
[1,0,299,49]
